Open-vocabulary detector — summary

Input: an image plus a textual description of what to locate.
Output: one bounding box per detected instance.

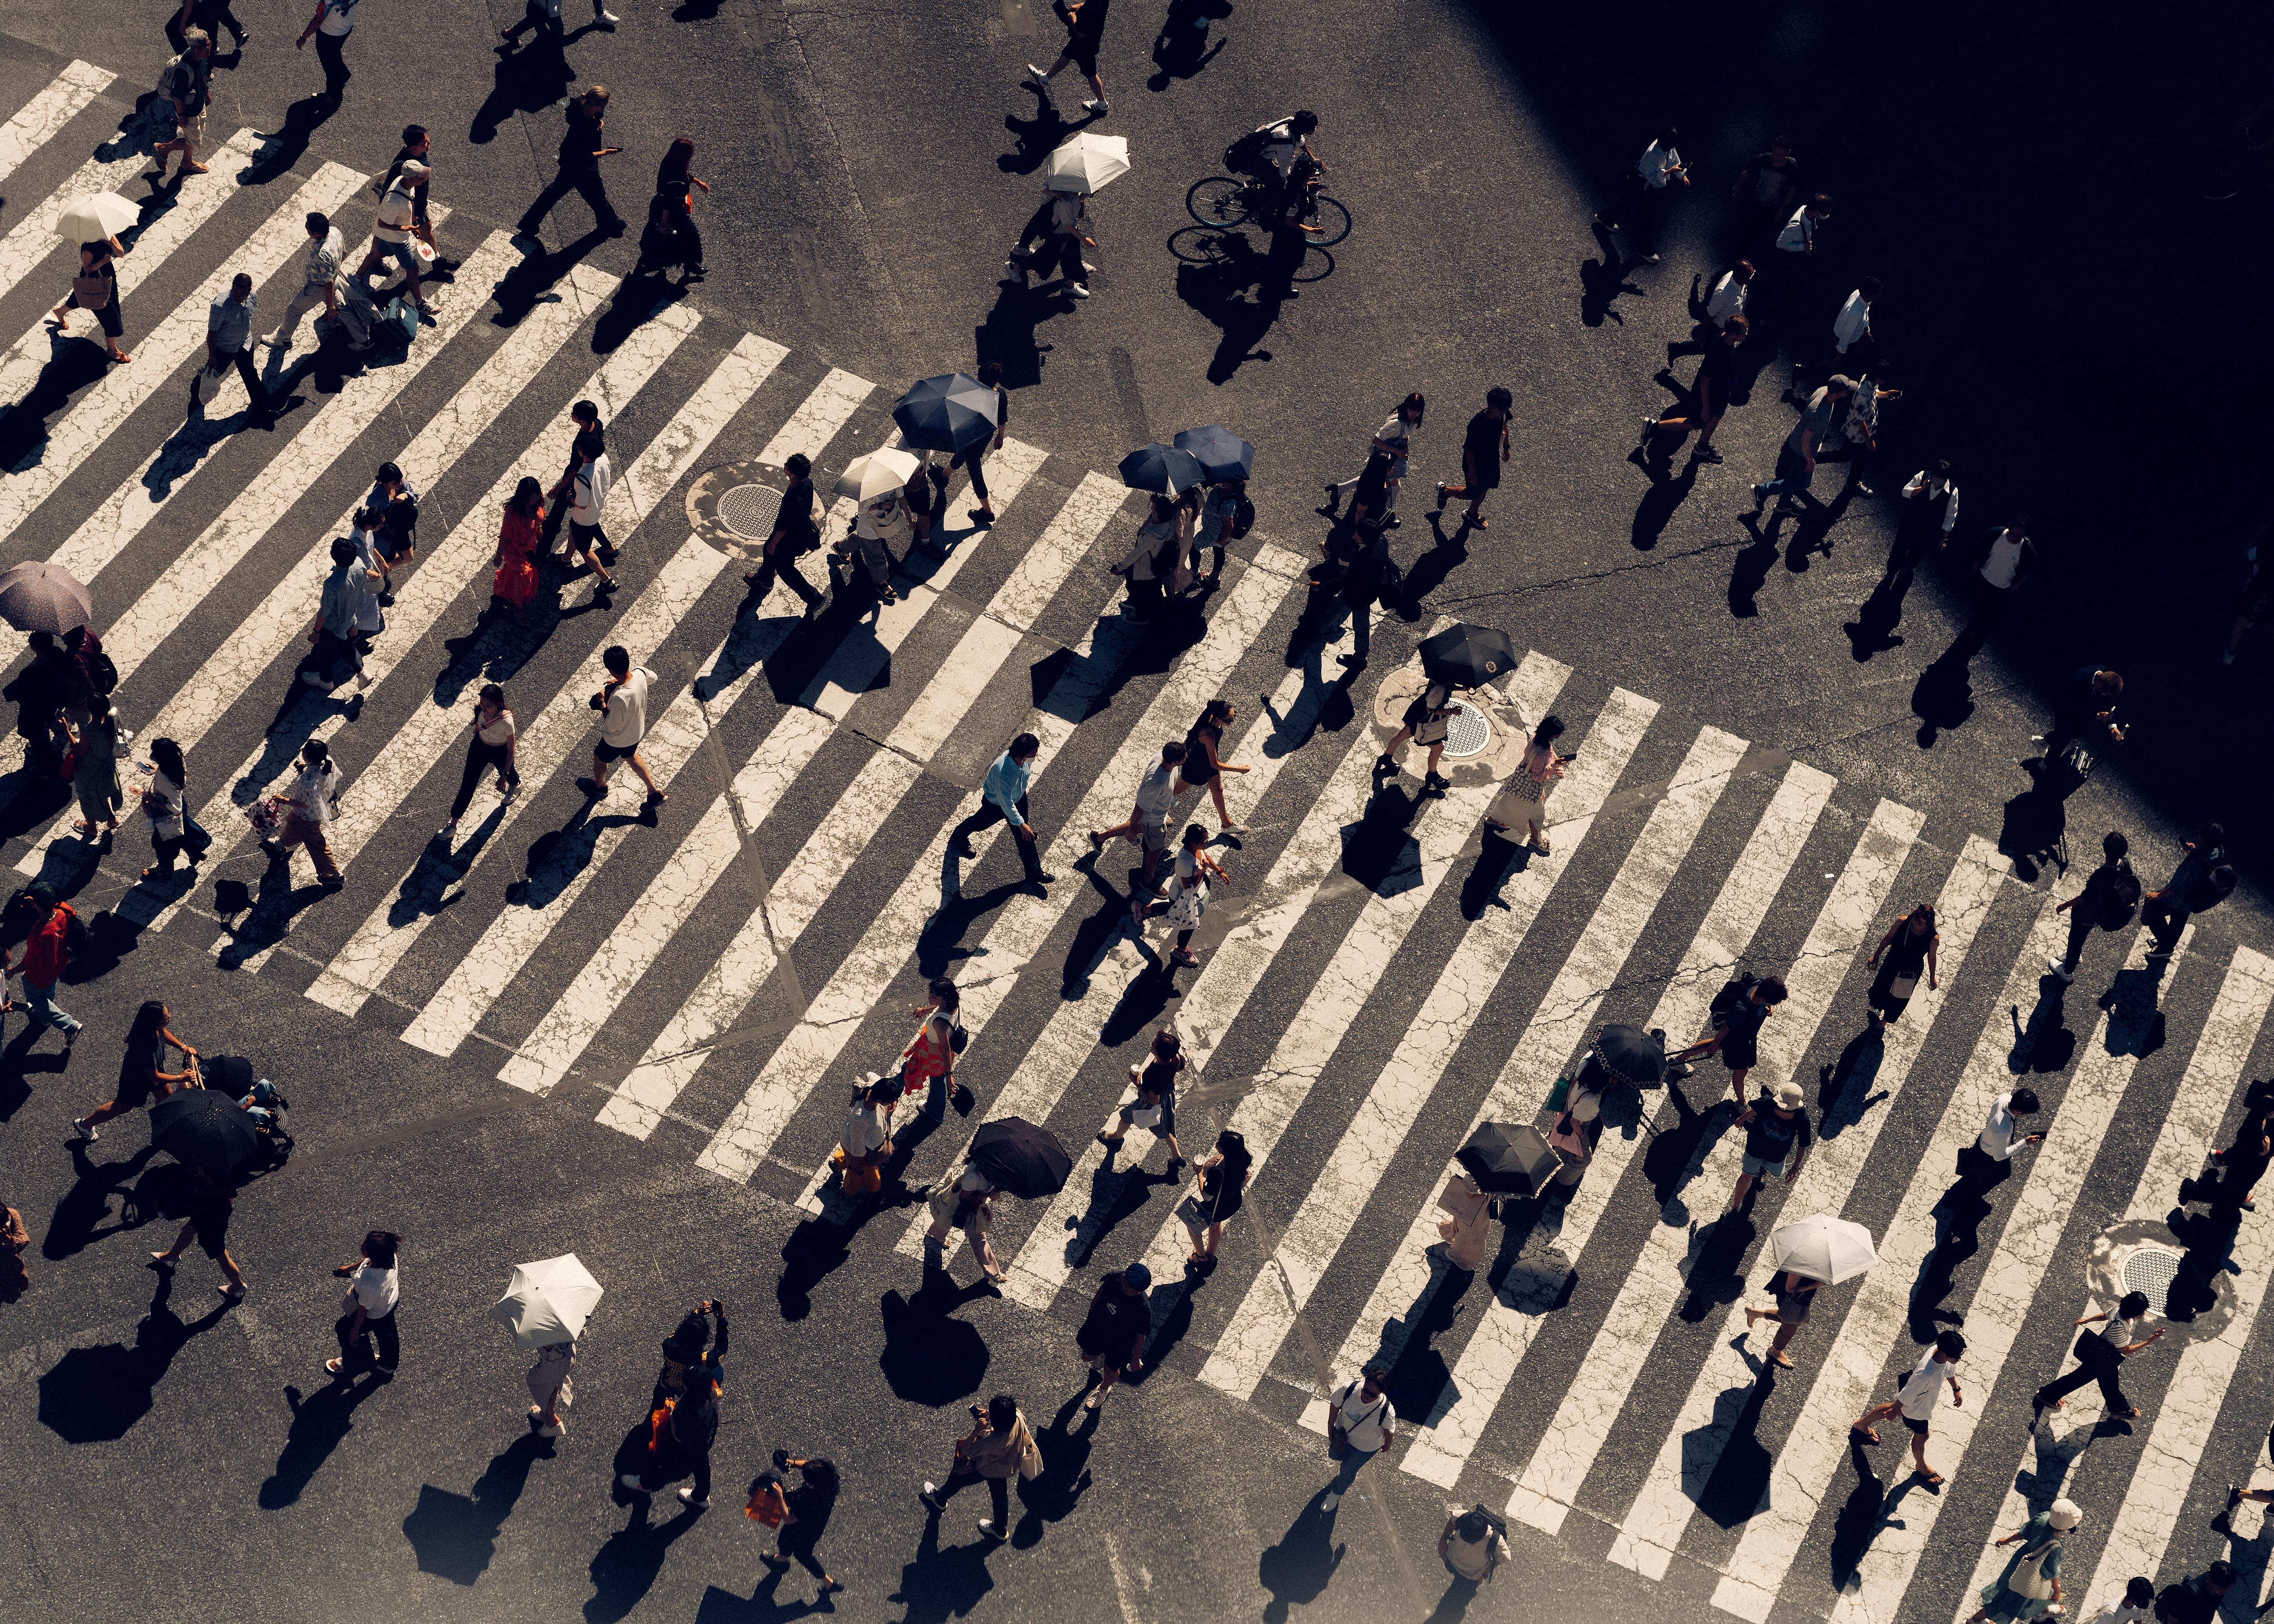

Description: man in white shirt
[1593,124,1688,264]
[297,0,362,104]
[1704,259,1754,330]
[1852,1329,1965,1486]
[1977,1087,2044,1164]
[565,444,619,595]
[264,737,343,887]
[1320,1367,1396,1511]
[355,158,435,315]
[267,210,369,352]
[1893,463,1961,578]
[1833,275,1882,357]
[1088,740,1185,902]
[578,644,665,805]
[1766,191,1832,332]
[194,272,276,426]
[1323,392,1424,527]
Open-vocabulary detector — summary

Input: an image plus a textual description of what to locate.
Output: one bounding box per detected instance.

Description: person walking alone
[1319,1368,1396,1512]
[1731,135,1802,241]
[1324,392,1425,527]
[193,273,277,427]
[1483,713,1569,851]
[578,645,664,807]
[519,87,626,241]
[2049,830,2138,984]
[262,737,343,890]
[1074,1263,1151,1411]
[1672,972,1790,1107]
[1098,1025,1188,1171]
[71,999,192,1142]
[6,883,84,1053]
[561,433,620,596]
[1134,822,1227,968]
[1435,386,1513,527]
[68,693,125,844]
[1593,124,1688,264]
[49,233,131,365]
[440,683,519,838]
[2143,825,2234,959]
[1026,0,1111,116]
[1175,698,1249,837]
[2032,1291,2162,1418]
[1722,1078,1811,1217]
[501,0,619,48]
[922,1393,1041,1542]
[1851,1329,1966,1488]
[151,30,215,181]
[751,1455,844,1599]
[1376,679,1463,798]
[1864,903,1939,1036]
[325,1229,401,1378]
[148,1165,247,1301]
[137,736,208,880]
[952,732,1054,889]
[1965,1499,2080,1624]
[295,0,363,106]
[491,477,544,625]
[356,161,438,317]
[1090,740,1185,903]
[741,453,826,619]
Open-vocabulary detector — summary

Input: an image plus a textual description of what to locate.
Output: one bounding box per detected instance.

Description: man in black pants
[943,362,1009,525]
[193,273,277,427]
[741,453,826,621]
[2143,825,2234,958]
[295,0,361,104]
[2049,830,2138,984]
[2032,1289,2162,1418]
[1333,518,1390,672]
[1026,0,1111,116]
[519,87,625,240]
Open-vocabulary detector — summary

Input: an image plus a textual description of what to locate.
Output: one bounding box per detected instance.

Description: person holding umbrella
[1743,1272,1824,1370]
[147,1165,247,1302]
[1436,1167,1496,1273]
[953,363,1009,526]
[48,217,131,365]
[830,449,923,607]
[73,1000,194,1143]
[326,1229,401,1378]
[492,1253,603,1438]
[1173,426,1255,580]
[1752,1213,1876,1368]
[1377,679,1461,797]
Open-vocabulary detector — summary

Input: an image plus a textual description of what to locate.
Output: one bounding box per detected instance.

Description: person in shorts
[1095,1026,1187,1172]
[1744,1269,1823,1369]
[152,31,214,182]
[1435,386,1513,527]
[1675,973,1788,1106]
[1852,1329,1966,1487]
[147,1164,247,1301]
[1377,680,1460,797]
[1724,1076,1811,1217]
[1091,742,1185,905]
[50,236,131,364]
[1025,0,1111,116]
[577,645,664,805]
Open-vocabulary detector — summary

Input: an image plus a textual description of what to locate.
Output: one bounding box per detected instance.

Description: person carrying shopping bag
[921,1393,1042,1542]
[1964,1499,2080,1623]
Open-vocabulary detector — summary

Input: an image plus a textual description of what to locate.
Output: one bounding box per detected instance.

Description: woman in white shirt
[326,1228,402,1378]
[442,682,519,836]
[140,736,192,880]
[1118,494,1191,623]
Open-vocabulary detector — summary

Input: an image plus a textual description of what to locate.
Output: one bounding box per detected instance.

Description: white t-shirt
[856,488,914,544]
[1370,413,1414,479]
[291,759,341,825]
[476,708,517,746]
[1707,271,1749,327]
[1896,1348,1954,1420]
[1833,289,1871,352]
[600,668,651,747]
[1978,1091,2027,1160]
[841,1103,889,1156]
[1775,205,1818,254]
[145,769,186,837]
[1981,529,2030,590]
[1331,1380,1395,1450]
[318,0,361,36]
[1133,761,1178,822]
[1637,141,1682,188]
[571,455,611,527]
[374,185,418,244]
[351,1260,398,1315]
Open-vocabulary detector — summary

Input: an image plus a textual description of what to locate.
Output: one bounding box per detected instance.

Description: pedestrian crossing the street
[5,70,2274,1624]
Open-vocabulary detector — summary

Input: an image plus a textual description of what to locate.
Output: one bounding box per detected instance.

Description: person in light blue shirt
[951,732,1053,889]
[193,272,277,427]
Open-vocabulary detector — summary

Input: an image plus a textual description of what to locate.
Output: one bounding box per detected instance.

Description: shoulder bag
[72,270,112,310]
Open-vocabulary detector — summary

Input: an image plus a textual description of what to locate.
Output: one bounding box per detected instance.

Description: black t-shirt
[1462,410,1502,468]
[559,105,605,170]
[1746,153,1798,207]
[1743,1095,1812,1163]
[776,476,818,547]
[1696,340,1739,404]
[1059,0,1108,41]
[2079,859,2138,929]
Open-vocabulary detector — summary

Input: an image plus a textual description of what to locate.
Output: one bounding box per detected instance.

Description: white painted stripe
[225,329,767,973]
[693,543,1303,1184]
[2025,947,2274,1619]
[1739,925,2190,1624]
[1390,725,1755,1486]
[0,102,166,313]
[802,437,1050,719]
[1196,687,1658,1403]
[755,367,871,467]
[1585,796,1925,1577]
[1501,764,1856,1528]
[0,158,363,540]
[1325,760,1838,1453]
[499,705,843,1096]
[0,127,266,428]
[123,265,630,932]
[580,733,920,1124]
[977,470,1130,637]
[940,661,1329,1255]
[0,64,113,189]
[1568,838,1999,1549]
[807,550,1320,1225]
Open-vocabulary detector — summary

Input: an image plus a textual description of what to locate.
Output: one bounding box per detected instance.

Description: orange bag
[745,1478,789,1527]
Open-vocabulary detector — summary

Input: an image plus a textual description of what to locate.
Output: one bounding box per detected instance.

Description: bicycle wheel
[1306,195,1352,248]
[1186,176,1255,228]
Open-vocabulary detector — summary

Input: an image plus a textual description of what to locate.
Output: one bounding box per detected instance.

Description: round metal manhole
[715,483,782,542]
[1441,699,1492,760]
[2122,1245,2183,1316]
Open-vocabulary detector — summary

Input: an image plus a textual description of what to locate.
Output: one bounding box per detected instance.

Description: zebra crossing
[4,67,2274,1624]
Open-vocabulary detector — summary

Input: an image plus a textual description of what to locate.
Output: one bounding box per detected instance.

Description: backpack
[1709,974,1760,1026]
[61,904,97,960]
[2100,863,2141,930]
[1231,494,1256,539]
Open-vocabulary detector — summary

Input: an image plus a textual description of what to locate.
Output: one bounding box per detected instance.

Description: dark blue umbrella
[891,373,999,454]
[1171,426,1255,482]
[1117,442,1208,496]
[149,1088,261,1175]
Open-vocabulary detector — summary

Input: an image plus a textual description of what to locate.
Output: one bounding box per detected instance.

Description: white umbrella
[490,1253,605,1350]
[1045,132,1130,194]
[1769,1214,1878,1285]
[55,192,138,243]
[833,447,921,503]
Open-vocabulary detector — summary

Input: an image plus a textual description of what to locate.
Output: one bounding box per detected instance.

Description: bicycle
[1185,172,1351,247]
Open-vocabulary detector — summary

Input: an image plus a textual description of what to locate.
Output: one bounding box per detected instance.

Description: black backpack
[88,647,119,695]
[1709,974,1761,1026]
[2099,862,2141,930]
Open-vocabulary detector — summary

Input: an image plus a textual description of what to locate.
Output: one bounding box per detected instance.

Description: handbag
[2007,1538,2058,1601]
[744,1477,789,1527]
[72,272,112,310]
[1887,973,1918,999]
[1128,1100,1163,1130]
[1545,1075,1572,1113]
[194,366,224,405]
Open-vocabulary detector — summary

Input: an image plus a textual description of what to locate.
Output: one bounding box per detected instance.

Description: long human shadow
[259,1372,390,1507]
[1401,513,1471,604]
[1173,229,1303,385]
[1053,1151,1181,1279]
[1148,0,1231,89]
[37,1266,232,1441]
[1690,1363,1781,1529]
[1000,98,1096,176]
[585,1498,705,1624]
[886,1506,998,1623]
[1578,234,1645,327]
[243,94,340,185]
[402,1435,548,1584]
[1726,515,1780,618]
[43,1141,162,1259]
[1009,1390,1099,1549]
[1631,445,1701,550]
[1844,568,1912,661]
[470,34,578,145]
[1825,1434,1904,1591]
[1258,1499,1346,1623]
[511,796,655,911]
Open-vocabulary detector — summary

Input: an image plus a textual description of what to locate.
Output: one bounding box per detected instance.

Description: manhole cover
[716,484,782,542]
[1442,700,1492,760]
[2122,1245,2182,1315]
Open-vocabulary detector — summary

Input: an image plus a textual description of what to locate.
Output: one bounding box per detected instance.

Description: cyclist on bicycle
[1256,110,1321,181]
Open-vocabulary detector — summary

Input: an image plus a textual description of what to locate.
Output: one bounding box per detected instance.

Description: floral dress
[494,503,544,610]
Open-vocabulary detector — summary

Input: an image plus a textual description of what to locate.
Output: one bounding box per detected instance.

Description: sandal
[1850,1424,1880,1445]
[1771,1351,1795,1370]
[1916,1468,1945,1488]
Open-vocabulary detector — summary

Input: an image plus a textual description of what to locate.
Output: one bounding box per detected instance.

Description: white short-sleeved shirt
[1637,141,1682,188]
[351,1260,398,1315]
[856,489,913,544]
[842,1103,889,1156]
[1896,1349,1954,1420]
[374,186,418,244]
[1707,271,1749,327]
[1775,206,1818,254]
[318,0,361,35]
[1370,413,1414,479]
[1977,1091,2027,1160]
[1331,1381,1395,1450]
[302,226,345,290]
[1833,290,1871,352]
[571,455,611,527]
[476,708,517,747]
[1134,761,1177,821]
[600,668,651,748]
[1981,530,2030,590]
[292,760,341,826]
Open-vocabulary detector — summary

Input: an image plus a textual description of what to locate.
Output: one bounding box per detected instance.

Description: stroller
[207,1053,294,1169]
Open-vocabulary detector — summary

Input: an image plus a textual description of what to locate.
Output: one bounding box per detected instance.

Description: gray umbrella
[0,562,92,634]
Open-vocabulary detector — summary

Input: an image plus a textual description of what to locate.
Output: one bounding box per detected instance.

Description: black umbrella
[969,1116,1073,1199]
[1417,623,1519,691]
[1171,426,1255,483]
[1456,1122,1559,1196]
[1117,442,1208,496]
[1591,1025,1666,1089]
[892,373,999,454]
[148,1088,260,1176]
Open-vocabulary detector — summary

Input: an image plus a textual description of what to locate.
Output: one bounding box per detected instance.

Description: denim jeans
[21,978,81,1036]
[1326,1442,1379,1498]
[1758,443,1817,502]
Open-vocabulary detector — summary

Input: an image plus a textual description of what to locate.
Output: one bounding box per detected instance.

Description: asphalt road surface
[2,2,2271,1622]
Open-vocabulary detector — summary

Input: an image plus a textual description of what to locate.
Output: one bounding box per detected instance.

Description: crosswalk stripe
[1774,923,2183,1619]
[1999,946,2274,1619]
[1200,685,1659,1404]
[0,64,113,187]
[1583,836,2002,1558]
[0,127,267,433]
[692,543,1294,1184]
[1466,757,1831,1533]
[0,158,363,546]
[235,333,779,978]
[0,103,166,312]
[754,367,871,467]
[291,315,721,1004]
[802,437,1051,720]
[954,659,1331,1274]
[1389,724,1754,1486]
[12,220,501,874]
[796,545,1311,1223]
[123,263,626,932]
[540,447,1062,1110]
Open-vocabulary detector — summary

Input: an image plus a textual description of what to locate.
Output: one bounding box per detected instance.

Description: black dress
[1181,716,1223,786]
[1195,1160,1245,1224]
[1867,925,1934,1020]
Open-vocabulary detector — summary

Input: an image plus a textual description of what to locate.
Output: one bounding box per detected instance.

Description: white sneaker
[264,333,292,351]
[2046,956,2075,983]
[596,7,620,23]
[1319,1492,1340,1511]
[1068,284,1090,299]
[1084,99,1109,115]
[71,1116,98,1142]
[677,1488,709,1508]
[1026,63,1050,86]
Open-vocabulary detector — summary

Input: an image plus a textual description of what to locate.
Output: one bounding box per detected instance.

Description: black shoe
[1423,773,1449,798]
[376,591,396,608]
[258,838,284,860]
[575,776,605,798]
[950,841,976,859]
[1694,446,1724,464]
[1382,514,1400,530]
[1034,872,1058,885]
